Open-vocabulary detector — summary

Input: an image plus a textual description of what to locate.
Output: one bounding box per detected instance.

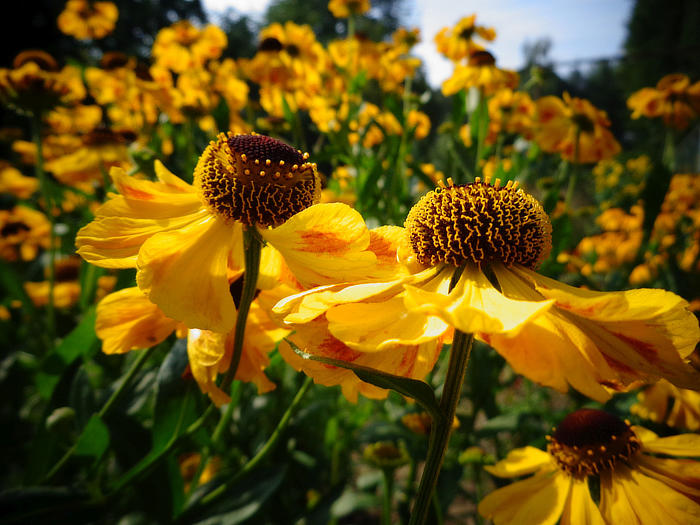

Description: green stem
[381,468,394,525]
[474,94,488,176]
[347,14,356,40]
[662,128,676,173]
[31,115,55,351]
[182,376,312,517]
[43,345,157,482]
[408,329,474,525]
[219,226,262,395]
[432,490,444,525]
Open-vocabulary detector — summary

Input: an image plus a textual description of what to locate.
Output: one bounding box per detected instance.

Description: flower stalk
[409,328,474,524]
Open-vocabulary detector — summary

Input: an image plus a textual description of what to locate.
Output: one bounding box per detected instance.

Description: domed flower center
[469,50,496,67]
[258,37,284,53]
[13,50,59,71]
[405,177,552,269]
[571,112,595,134]
[547,409,641,478]
[195,132,321,227]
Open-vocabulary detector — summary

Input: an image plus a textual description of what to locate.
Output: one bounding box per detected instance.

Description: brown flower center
[195,132,321,227]
[405,177,552,269]
[547,409,641,478]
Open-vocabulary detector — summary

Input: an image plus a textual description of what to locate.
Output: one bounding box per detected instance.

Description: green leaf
[287,339,441,420]
[189,467,285,525]
[152,339,197,451]
[74,415,110,459]
[54,307,98,363]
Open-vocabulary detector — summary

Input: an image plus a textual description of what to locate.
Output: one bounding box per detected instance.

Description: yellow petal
[96,287,179,354]
[326,294,449,351]
[478,469,570,525]
[258,203,377,287]
[404,265,553,335]
[602,464,700,524]
[137,215,238,332]
[560,478,605,525]
[641,433,700,457]
[636,455,700,498]
[484,447,554,478]
[187,329,231,406]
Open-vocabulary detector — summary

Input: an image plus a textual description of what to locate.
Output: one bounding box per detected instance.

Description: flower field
[1,1,699,523]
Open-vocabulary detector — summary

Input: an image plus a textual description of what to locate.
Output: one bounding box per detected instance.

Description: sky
[202,0,634,88]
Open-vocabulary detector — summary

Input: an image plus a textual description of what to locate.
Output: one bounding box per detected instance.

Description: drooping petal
[95,287,181,354]
[326,294,450,351]
[560,478,605,525]
[640,433,700,457]
[478,469,571,525]
[636,455,700,499]
[601,465,700,524]
[258,202,378,287]
[187,329,231,406]
[514,265,700,390]
[76,166,204,268]
[403,264,553,336]
[137,215,239,332]
[483,447,555,478]
[278,318,443,403]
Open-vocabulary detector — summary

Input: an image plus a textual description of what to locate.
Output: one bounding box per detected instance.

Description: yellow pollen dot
[194,132,321,227]
[405,175,552,269]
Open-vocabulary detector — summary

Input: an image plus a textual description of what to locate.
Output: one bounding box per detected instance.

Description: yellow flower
[632,378,700,431]
[0,162,38,199]
[628,73,700,130]
[328,0,370,18]
[152,21,227,73]
[407,110,431,140]
[45,128,133,187]
[95,284,288,405]
[46,104,102,135]
[76,133,381,333]
[442,50,519,97]
[24,257,82,308]
[479,409,700,524]
[434,14,496,63]
[274,177,700,402]
[57,0,118,40]
[533,92,621,163]
[0,205,51,262]
[486,89,535,144]
[0,51,86,115]
[179,453,221,492]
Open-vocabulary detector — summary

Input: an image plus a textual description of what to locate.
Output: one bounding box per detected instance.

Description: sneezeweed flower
[442,50,519,97]
[486,89,535,144]
[95,285,289,404]
[275,176,700,402]
[0,162,38,199]
[0,205,51,262]
[45,128,134,187]
[328,0,370,18]
[0,51,85,115]
[627,73,700,130]
[24,257,82,308]
[152,21,227,74]
[533,92,621,164]
[76,133,381,333]
[57,0,118,40]
[632,379,700,431]
[434,14,496,63]
[478,409,700,524]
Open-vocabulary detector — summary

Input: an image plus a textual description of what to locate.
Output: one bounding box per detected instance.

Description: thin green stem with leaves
[43,345,158,482]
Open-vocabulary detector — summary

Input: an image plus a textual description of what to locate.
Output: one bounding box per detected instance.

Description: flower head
[275,177,700,402]
[627,73,700,130]
[442,50,519,97]
[479,409,700,524]
[434,15,496,63]
[534,92,621,163]
[328,0,370,18]
[57,0,118,40]
[0,51,85,115]
[77,133,379,333]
